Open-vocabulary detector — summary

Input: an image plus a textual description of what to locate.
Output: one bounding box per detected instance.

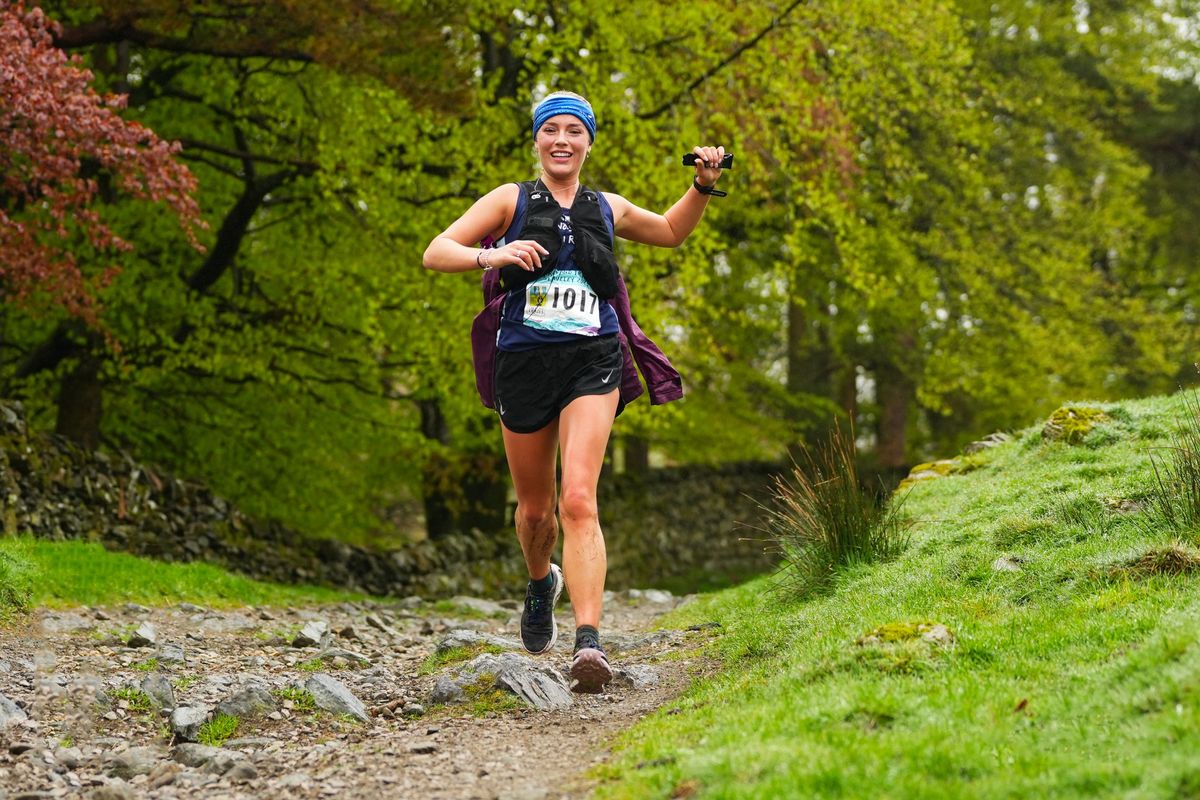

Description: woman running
[423,91,725,692]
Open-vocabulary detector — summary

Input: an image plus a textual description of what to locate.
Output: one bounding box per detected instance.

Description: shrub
[760,427,911,596]
[1147,391,1200,539]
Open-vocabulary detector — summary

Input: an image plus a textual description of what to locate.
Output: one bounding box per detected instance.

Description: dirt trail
[0,590,713,799]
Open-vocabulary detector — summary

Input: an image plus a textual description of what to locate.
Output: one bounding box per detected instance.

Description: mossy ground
[596,392,1200,799]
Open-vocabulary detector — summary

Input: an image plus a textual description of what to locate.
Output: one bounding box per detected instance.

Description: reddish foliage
[0,1,203,322]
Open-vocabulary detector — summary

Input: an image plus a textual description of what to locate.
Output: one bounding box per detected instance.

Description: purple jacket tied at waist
[471,268,684,409]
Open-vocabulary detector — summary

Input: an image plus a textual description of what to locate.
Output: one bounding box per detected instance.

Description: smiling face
[535,113,591,182]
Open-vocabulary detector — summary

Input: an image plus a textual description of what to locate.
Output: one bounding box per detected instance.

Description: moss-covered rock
[856,621,955,647]
[1042,406,1110,445]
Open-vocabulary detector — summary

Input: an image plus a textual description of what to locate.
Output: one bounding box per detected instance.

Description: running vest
[496,181,620,351]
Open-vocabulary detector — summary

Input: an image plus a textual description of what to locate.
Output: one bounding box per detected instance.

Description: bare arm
[422,184,547,273]
[606,145,725,247]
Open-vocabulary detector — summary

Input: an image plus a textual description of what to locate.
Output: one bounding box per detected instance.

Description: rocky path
[0,590,714,800]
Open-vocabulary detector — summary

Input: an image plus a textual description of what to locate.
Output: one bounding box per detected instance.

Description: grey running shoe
[520,563,563,655]
[570,638,613,694]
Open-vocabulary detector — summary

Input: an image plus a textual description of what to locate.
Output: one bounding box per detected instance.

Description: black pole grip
[682,153,734,169]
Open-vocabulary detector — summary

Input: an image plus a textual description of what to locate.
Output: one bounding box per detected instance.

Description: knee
[559,486,598,525]
[515,502,556,531]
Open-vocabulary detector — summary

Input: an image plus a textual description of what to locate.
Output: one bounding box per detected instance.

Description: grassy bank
[597,392,1200,798]
[0,537,365,615]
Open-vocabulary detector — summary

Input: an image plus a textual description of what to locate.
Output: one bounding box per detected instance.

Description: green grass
[197,713,238,747]
[274,687,317,713]
[597,392,1200,799]
[0,538,369,612]
[418,643,506,676]
[110,687,156,714]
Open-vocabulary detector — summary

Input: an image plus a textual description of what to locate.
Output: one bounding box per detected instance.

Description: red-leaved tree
[0,1,203,323]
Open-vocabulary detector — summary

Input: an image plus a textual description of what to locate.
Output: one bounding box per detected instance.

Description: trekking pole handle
[682,153,734,169]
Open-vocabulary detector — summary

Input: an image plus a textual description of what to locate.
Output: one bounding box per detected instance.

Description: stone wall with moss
[0,401,779,597]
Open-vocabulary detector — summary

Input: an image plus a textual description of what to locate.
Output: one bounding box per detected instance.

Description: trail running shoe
[520,563,563,655]
[571,638,613,694]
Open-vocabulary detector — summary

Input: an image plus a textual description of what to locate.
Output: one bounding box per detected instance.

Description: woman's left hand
[692,144,725,187]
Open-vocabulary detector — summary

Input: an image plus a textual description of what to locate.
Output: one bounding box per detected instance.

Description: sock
[529,568,556,594]
[575,625,600,649]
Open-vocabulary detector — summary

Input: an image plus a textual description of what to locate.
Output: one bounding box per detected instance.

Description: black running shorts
[494,334,623,434]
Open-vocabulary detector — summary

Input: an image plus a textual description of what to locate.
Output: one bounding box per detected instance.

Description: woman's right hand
[491,240,549,271]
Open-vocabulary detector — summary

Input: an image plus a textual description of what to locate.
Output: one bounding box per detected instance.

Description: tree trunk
[875,337,916,472]
[419,400,455,540]
[623,435,650,476]
[56,354,103,450]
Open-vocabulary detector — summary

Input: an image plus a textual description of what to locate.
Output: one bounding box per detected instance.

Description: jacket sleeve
[612,272,684,406]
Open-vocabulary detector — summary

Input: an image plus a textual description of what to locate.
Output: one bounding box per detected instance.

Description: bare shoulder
[601,191,630,223]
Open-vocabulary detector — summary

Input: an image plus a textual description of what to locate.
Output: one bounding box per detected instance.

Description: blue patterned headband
[531,95,596,142]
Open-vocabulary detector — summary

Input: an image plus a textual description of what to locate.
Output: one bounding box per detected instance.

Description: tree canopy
[2,0,1197,542]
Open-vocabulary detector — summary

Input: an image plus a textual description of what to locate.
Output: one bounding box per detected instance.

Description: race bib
[523,270,602,335]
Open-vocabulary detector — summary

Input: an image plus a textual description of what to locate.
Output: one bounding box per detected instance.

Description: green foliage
[763,428,910,595]
[110,687,155,714]
[418,644,505,676]
[133,658,159,673]
[5,0,1199,546]
[0,539,35,619]
[0,538,366,610]
[273,687,317,713]
[197,713,238,747]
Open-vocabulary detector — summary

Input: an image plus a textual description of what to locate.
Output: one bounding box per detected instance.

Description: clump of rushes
[760,426,911,596]
[1111,544,1200,579]
[1147,391,1200,539]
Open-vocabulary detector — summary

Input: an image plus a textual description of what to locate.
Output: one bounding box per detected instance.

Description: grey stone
[172,743,225,768]
[105,746,160,778]
[86,781,137,800]
[214,683,276,719]
[438,653,572,711]
[169,707,208,742]
[291,621,329,648]
[157,643,186,665]
[435,629,520,654]
[398,595,424,609]
[449,596,506,616]
[225,760,258,781]
[991,556,1024,573]
[337,625,359,640]
[316,647,372,666]
[430,677,463,704]
[40,612,94,633]
[964,431,1012,455]
[403,702,426,718]
[140,674,176,710]
[127,622,157,648]
[0,693,28,727]
[611,664,660,690]
[223,737,276,750]
[8,741,37,754]
[0,659,9,672]
[178,603,206,613]
[604,629,685,654]
[627,588,675,605]
[147,762,182,789]
[200,750,242,775]
[305,674,369,722]
[364,614,396,636]
[55,746,83,769]
[124,603,151,614]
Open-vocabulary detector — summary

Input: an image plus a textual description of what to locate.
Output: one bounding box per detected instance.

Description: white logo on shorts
[497,398,506,415]
[601,369,614,384]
